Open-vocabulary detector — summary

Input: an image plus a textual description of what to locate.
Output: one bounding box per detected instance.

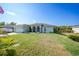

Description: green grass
[1,33,79,56]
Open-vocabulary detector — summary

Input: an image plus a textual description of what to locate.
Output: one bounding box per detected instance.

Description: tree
[53,26,60,33]
[9,22,16,25]
[0,22,5,26]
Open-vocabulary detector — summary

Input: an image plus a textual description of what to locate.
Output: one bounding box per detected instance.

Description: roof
[0,23,54,28]
[29,23,54,27]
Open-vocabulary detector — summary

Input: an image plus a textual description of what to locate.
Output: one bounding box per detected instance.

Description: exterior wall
[72,28,79,33]
[46,27,53,32]
[42,27,45,32]
[15,28,24,33]
[14,25,28,33]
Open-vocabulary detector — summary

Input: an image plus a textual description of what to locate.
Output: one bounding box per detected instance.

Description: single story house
[72,25,79,33]
[0,25,14,33]
[28,23,54,33]
[1,23,54,33]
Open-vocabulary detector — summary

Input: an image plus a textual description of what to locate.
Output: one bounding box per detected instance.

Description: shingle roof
[29,23,54,27]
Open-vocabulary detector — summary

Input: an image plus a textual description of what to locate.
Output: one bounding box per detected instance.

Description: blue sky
[0,3,79,26]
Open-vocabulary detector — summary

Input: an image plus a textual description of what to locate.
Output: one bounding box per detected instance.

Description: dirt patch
[32,34,71,56]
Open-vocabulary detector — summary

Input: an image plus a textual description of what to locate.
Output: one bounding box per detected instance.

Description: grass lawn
[2,33,79,56]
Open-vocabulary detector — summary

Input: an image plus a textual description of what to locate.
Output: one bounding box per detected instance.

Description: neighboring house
[72,25,79,33]
[0,25,14,33]
[0,23,54,33]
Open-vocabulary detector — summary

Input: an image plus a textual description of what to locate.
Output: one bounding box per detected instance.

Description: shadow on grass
[0,49,17,56]
[68,35,79,42]
[6,49,17,56]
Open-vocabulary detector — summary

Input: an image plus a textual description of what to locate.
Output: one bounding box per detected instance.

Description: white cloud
[6,11,16,16]
[4,10,16,16]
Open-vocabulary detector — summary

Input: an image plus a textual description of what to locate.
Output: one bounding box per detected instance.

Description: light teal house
[1,23,54,33]
[28,23,54,33]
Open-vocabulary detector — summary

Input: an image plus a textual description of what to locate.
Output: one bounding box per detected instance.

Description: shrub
[6,49,16,56]
[53,26,73,33]
[0,48,16,56]
[0,29,7,34]
[68,35,79,42]
[0,37,17,56]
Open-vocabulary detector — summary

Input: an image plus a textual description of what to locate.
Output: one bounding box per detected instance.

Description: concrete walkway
[7,33,18,35]
[0,33,18,37]
[0,34,7,37]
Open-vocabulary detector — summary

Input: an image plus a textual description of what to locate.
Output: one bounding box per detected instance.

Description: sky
[0,3,79,26]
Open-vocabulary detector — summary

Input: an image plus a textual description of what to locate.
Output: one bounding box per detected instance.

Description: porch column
[35,26,37,32]
[40,26,41,32]
[31,26,33,32]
